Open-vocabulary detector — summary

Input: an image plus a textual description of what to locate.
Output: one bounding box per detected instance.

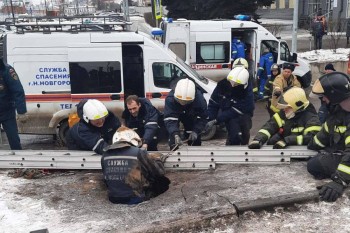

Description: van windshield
[176,57,209,85]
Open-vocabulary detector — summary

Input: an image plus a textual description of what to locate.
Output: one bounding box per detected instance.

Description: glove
[141,144,148,151]
[205,120,217,132]
[273,91,282,98]
[248,140,262,149]
[174,135,183,146]
[16,113,28,123]
[273,140,287,149]
[188,132,198,142]
[319,181,344,202]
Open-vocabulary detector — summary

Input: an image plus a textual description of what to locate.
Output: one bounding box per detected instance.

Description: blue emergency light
[234,14,251,21]
[151,28,164,36]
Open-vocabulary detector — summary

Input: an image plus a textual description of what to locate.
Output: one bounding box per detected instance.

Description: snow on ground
[299,48,350,63]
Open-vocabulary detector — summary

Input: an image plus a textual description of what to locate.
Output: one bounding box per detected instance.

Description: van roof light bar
[6,16,133,34]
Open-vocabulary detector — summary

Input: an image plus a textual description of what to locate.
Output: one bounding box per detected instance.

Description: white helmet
[174,78,196,105]
[82,99,109,123]
[232,58,249,69]
[227,66,250,89]
[112,126,142,147]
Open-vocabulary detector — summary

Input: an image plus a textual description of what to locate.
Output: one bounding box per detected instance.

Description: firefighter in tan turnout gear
[307,72,350,202]
[248,87,321,149]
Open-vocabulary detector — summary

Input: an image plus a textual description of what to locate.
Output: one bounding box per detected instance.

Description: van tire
[201,126,217,141]
[58,120,69,146]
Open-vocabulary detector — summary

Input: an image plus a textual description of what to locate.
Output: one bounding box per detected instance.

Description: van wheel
[58,120,69,146]
[201,126,217,141]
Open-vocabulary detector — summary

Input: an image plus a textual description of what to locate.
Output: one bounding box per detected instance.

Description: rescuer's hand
[248,140,262,149]
[188,132,198,142]
[174,135,183,146]
[273,90,282,98]
[319,181,344,202]
[205,120,217,132]
[16,113,28,123]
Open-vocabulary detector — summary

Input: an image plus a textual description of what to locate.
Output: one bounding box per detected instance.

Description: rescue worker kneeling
[307,72,350,202]
[206,66,254,145]
[248,87,321,149]
[101,126,170,205]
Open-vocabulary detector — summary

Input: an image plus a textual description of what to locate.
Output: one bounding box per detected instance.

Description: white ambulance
[159,18,311,85]
[4,17,216,142]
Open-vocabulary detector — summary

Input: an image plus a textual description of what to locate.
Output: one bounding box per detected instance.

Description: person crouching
[101,126,170,204]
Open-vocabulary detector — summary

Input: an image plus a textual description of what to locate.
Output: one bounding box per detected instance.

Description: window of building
[169,43,186,61]
[69,62,122,94]
[196,42,230,64]
[152,62,189,89]
[308,0,321,15]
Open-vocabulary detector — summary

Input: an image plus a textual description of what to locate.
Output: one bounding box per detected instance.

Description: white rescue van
[159,18,311,84]
[4,17,216,141]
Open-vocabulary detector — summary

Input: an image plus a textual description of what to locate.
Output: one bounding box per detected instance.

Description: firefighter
[256,48,274,99]
[0,59,28,150]
[264,63,281,117]
[248,87,321,149]
[102,126,170,204]
[318,63,336,123]
[231,37,246,60]
[66,99,121,155]
[163,78,208,150]
[271,63,301,112]
[307,72,350,202]
[206,66,254,145]
[122,95,162,151]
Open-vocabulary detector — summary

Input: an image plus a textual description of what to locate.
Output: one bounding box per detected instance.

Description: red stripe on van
[146,92,169,99]
[25,94,71,102]
[191,64,228,70]
[25,93,125,102]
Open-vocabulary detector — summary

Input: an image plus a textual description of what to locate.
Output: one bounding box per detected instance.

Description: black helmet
[312,72,350,104]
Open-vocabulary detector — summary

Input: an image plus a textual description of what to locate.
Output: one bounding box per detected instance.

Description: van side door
[68,44,124,118]
[164,22,190,63]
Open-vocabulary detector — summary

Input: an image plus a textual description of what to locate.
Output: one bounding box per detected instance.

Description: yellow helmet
[277,87,309,112]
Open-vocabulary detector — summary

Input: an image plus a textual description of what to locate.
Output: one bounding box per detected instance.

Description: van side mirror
[292,53,298,63]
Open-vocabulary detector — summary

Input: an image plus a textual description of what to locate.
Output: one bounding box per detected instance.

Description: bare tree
[327,19,346,53]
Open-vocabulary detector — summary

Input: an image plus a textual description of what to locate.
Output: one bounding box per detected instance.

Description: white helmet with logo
[227,66,250,89]
[174,78,196,105]
[82,99,109,123]
[232,58,249,69]
[112,126,142,147]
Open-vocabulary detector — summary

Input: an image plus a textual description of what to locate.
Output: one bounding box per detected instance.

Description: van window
[169,43,186,61]
[279,42,292,62]
[69,62,122,94]
[196,42,230,64]
[261,40,279,63]
[153,62,189,89]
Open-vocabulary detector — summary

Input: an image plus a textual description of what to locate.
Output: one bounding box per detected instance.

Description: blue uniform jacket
[66,111,121,154]
[122,98,161,145]
[0,64,26,119]
[164,89,208,137]
[101,143,144,201]
[231,39,246,60]
[257,52,274,78]
[208,79,255,123]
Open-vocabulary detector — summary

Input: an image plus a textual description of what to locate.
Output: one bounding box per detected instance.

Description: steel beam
[0,146,317,170]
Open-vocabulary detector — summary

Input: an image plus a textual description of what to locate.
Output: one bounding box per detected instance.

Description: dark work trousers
[225,115,252,145]
[314,35,323,50]
[1,114,22,150]
[147,136,159,151]
[307,152,343,180]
